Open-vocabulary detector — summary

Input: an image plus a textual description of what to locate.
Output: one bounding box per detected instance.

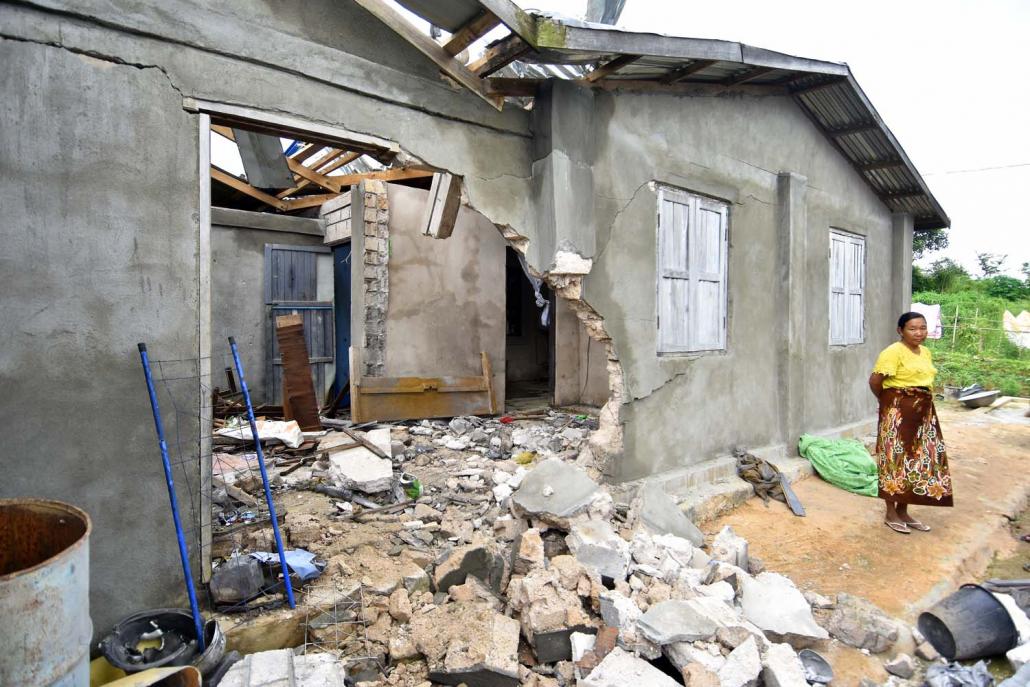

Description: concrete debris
[410,602,520,687]
[448,574,504,611]
[803,590,835,609]
[599,589,641,630]
[637,599,721,644]
[508,565,596,662]
[712,525,749,570]
[329,446,394,493]
[511,528,546,575]
[633,483,705,547]
[220,649,348,687]
[762,642,809,687]
[388,588,412,623]
[1008,641,1030,670]
[826,593,900,653]
[719,636,763,687]
[433,542,507,594]
[566,520,631,580]
[740,572,829,646]
[682,662,722,687]
[579,647,683,687]
[511,459,605,527]
[916,640,941,662]
[664,640,727,673]
[328,546,429,596]
[884,653,916,679]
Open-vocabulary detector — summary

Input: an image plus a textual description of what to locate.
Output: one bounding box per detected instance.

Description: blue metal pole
[227,337,296,608]
[137,343,206,652]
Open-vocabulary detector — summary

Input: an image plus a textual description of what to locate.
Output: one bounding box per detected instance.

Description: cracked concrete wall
[537,81,899,482]
[0,37,202,639]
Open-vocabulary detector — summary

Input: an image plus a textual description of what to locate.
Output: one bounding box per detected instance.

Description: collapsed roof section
[369,0,948,231]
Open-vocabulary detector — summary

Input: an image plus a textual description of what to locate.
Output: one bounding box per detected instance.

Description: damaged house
[0,0,948,647]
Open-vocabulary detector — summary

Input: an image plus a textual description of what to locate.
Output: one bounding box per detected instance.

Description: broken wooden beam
[419,172,462,239]
[275,313,322,431]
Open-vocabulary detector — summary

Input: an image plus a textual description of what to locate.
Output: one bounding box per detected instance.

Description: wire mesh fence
[923,306,1030,396]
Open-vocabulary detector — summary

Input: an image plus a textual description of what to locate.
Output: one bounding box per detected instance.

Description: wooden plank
[469,34,530,77]
[275,313,322,431]
[211,124,236,141]
[291,143,329,164]
[485,77,541,97]
[286,157,342,193]
[475,0,538,48]
[322,167,434,188]
[419,173,462,239]
[277,152,362,199]
[282,193,342,212]
[443,10,501,56]
[210,166,288,211]
[660,59,717,84]
[351,0,504,110]
[585,54,640,83]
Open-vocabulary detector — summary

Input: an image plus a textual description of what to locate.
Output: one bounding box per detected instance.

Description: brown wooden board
[349,347,496,423]
[275,313,322,431]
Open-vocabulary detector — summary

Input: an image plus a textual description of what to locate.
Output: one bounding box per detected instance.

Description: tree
[1022,261,1030,287]
[912,228,948,259]
[983,276,1029,300]
[976,252,1006,277]
[924,258,971,293]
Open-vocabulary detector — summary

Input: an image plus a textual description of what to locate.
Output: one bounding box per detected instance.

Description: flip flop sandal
[885,520,911,534]
[907,521,931,532]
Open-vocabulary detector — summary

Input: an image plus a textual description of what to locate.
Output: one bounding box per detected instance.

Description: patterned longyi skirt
[876,386,954,507]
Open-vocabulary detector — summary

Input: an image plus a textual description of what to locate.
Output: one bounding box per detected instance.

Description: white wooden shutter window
[658,187,728,353]
[829,230,865,345]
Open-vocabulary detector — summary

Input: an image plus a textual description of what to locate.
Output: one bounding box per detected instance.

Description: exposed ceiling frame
[443,10,501,56]
[469,34,532,77]
[585,54,640,82]
[660,59,717,84]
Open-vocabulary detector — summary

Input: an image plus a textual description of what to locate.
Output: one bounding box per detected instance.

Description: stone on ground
[598,589,641,630]
[410,602,520,687]
[916,640,940,661]
[566,520,631,580]
[682,662,721,687]
[635,483,705,547]
[579,647,682,687]
[511,527,546,574]
[718,636,762,687]
[712,525,749,570]
[740,572,828,646]
[762,643,808,687]
[327,546,429,595]
[328,446,393,493]
[1008,642,1030,670]
[220,649,348,687]
[433,542,507,594]
[388,588,411,623]
[826,593,900,653]
[884,653,916,679]
[511,459,601,526]
[637,599,721,644]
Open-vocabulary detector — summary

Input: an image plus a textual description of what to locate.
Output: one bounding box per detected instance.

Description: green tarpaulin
[798,434,879,497]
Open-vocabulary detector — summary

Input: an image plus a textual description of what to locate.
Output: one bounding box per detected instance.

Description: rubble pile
[208,412,954,687]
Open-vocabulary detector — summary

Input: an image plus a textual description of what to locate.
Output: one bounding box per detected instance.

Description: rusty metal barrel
[0,499,92,686]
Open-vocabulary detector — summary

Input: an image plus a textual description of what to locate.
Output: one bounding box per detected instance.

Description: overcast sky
[516,0,1030,278]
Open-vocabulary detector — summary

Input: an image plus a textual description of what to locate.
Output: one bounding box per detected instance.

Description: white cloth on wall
[911,302,943,339]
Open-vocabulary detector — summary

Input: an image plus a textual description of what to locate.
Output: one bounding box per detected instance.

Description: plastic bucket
[100,608,202,672]
[918,584,1019,660]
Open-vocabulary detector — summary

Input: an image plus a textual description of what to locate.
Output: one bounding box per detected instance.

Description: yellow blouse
[873,342,937,389]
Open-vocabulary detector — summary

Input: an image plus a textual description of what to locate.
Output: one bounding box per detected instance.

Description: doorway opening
[504,246,554,411]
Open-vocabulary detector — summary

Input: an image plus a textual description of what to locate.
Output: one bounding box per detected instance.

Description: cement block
[328,446,393,493]
[712,525,749,570]
[740,573,829,646]
[718,636,762,687]
[637,599,721,644]
[762,642,808,687]
[411,602,520,687]
[220,649,348,687]
[566,520,631,580]
[512,459,601,524]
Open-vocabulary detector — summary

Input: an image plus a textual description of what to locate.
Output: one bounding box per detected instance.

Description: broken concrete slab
[1008,642,1030,670]
[634,483,704,547]
[511,458,601,526]
[682,662,721,687]
[712,525,749,570]
[579,647,682,687]
[637,599,721,644]
[328,546,429,596]
[762,643,809,687]
[566,520,631,580]
[410,602,520,687]
[328,446,393,493]
[598,589,641,630]
[664,641,726,674]
[433,542,507,594]
[219,649,348,687]
[740,572,828,646]
[718,636,762,687]
[825,593,899,653]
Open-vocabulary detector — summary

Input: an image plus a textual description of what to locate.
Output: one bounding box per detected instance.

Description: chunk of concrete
[512,527,546,575]
[711,526,749,570]
[570,632,597,662]
[220,649,348,687]
[329,446,393,493]
[510,566,596,662]
[740,573,828,646]
[718,636,762,687]
[388,588,411,623]
[682,662,721,687]
[664,641,726,674]
[884,653,916,679]
[327,546,429,595]
[638,599,721,644]
[635,483,704,547]
[433,542,507,594]
[826,593,899,653]
[566,520,631,580]
[579,647,682,687]
[1008,641,1030,670]
[762,643,808,687]
[448,574,504,611]
[599,589,641,630]
[410,602,520,687]
[511,459,601,526]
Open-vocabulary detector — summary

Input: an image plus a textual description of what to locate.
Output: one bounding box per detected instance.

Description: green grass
[912,289,1030,396]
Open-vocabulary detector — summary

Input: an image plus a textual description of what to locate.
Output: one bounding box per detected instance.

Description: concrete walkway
[706,404,1029,681]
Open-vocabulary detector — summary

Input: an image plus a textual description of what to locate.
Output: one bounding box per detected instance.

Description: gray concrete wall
[210,209,325,403]
[0,38,202,638]
[382,185,507,403]
[554,297,610,408]
[535,82,898,481]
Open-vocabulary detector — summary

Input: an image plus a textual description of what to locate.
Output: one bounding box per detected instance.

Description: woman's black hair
[897,312,927,329]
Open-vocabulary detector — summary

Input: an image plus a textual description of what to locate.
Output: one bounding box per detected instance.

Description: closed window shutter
[829,233,847,344]
[691,198,728,351]
[658,191,690,352]
[829,230,865,345]
[845,236,865,343]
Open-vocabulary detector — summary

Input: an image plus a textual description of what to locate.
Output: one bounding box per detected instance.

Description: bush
[983,275,1029,300]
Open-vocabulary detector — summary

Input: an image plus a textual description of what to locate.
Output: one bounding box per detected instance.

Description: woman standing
[868,312,954,534]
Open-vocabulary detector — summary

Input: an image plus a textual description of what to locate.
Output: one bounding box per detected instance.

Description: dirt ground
[707,402,1029,683]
